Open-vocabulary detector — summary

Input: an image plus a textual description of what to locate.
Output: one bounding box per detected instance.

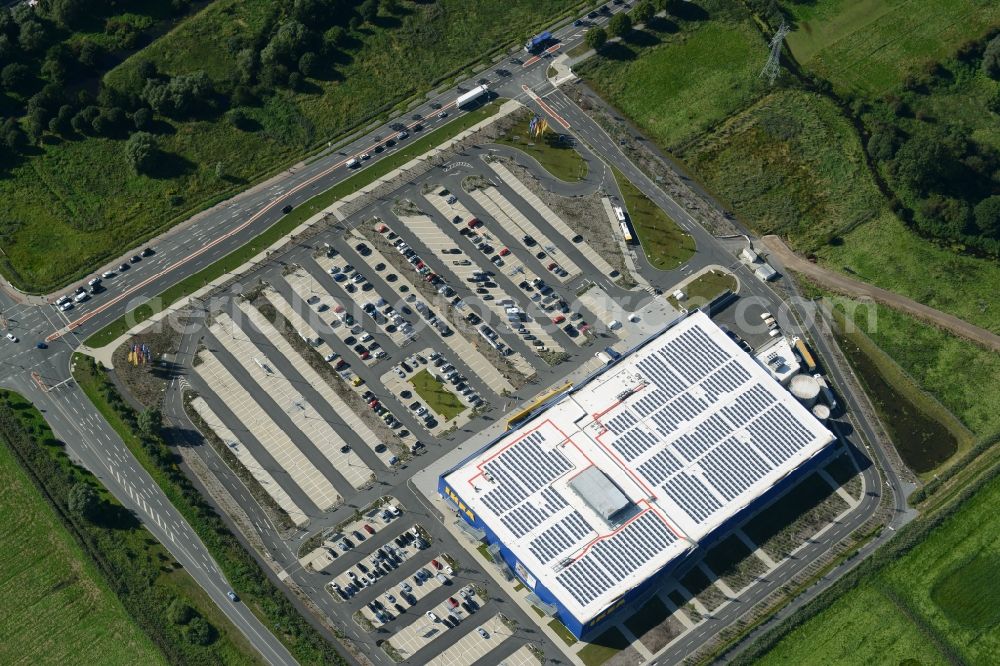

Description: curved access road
[761,235,1000,352]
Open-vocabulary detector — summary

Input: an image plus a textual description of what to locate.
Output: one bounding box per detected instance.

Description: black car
[141,247,155,256]
[281,204,293,214]
[129,255,142,263]
[119,263,130,271]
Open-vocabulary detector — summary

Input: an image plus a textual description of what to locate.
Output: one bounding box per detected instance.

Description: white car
[87,277,101,287]
[360,153,371,160]
[426,611,439,622]
[477,628,489,639]
[760,311,772,320]
[101,271,116,279]
[59,302,73,312]
[5,333,17,342]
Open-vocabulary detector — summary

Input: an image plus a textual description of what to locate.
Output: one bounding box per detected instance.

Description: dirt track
[761,235,1000,353]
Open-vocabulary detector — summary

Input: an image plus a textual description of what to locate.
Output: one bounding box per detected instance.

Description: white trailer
[456,85,489,108]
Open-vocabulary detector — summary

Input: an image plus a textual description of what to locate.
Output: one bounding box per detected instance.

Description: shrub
[586,27,608,52]
[125,131,158,174]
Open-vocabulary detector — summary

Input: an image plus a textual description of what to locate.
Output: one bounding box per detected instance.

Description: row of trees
[584,1,663,52]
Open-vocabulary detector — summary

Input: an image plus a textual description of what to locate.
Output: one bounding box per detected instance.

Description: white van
[768,329,781,338]
[73,291,90,303]
[607,319,622,331]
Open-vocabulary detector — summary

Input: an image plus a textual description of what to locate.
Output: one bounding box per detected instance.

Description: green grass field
[681,88,885,250]
[611,166,694,270]
[783,0,1000,96]
[816,212,1000,334]
[0,443,164,666]
[578,1,764,151]
[757,471,1000,665]
[409,369,465,421]
[0,0,580,291]
[496,114,589,182]
[668,269,736,308]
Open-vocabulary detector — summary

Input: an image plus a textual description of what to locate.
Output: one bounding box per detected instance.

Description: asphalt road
[0,2,914,664]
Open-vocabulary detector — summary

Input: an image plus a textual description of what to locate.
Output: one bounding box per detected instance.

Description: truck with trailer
[793,336,818,373]
[524,31,552,52]
[456,85,489,108]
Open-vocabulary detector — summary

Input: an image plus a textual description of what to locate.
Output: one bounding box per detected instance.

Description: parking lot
[179,150,647,663]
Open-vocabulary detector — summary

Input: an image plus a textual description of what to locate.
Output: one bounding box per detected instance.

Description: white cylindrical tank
[789,374,821,407]
[812,404,831,422]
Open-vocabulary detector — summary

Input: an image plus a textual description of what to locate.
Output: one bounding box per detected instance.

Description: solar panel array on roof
[597,328,825,526]
[442,311,836,630]
[555,510,677,606]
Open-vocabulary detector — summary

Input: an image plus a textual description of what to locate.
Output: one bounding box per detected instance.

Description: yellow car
[352,376,364,387]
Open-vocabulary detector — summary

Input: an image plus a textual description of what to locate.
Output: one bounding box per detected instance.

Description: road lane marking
[47,98,466,342]
[521,84,571,129]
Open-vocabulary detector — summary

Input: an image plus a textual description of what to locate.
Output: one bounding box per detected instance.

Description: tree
[261,20,312,68]
[137,407,161,439]
[323,25,347,54]
[298,51,318,77]
[132,107,153,131]
[359,0,379,24]
[633,1,655,25]
[48,104,73,135]
[77,39,101,70]
[608,13,632,38]
[68,482,101,521]
[973,195,1000,238]
[867,126,899,162]
[18,20,48,53]
[143,72,215,118]
[585,27,607,52]
[982,35,1000,80]
[892,131,958,194]
[125,131,157,174]
[184,616,213,645]
[1,63,30,92]
[45,0,88,29]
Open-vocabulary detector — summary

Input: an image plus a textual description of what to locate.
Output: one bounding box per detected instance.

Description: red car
[363,524,376,535]
[499,247,510,256]
[547,262,557,271]
[447,597,459,609]
[376,224,388,233]
[424,273,437,282]
[467,218,482,228]
[368,399,379,409]
[552,315,566,324]
[431,559,442,570]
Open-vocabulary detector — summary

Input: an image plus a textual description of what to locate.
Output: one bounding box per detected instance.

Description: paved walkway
[761,235,1000,352]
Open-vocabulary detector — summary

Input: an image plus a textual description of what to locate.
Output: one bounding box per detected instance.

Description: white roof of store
[444,312,835,622]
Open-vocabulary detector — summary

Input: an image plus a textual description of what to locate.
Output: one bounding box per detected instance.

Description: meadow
[0,0,581,291]
[757,471,1000,665]
[680,88,884,250]
[0,443,164,666]
[783,0,1000,96]
[578,0,765,151]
